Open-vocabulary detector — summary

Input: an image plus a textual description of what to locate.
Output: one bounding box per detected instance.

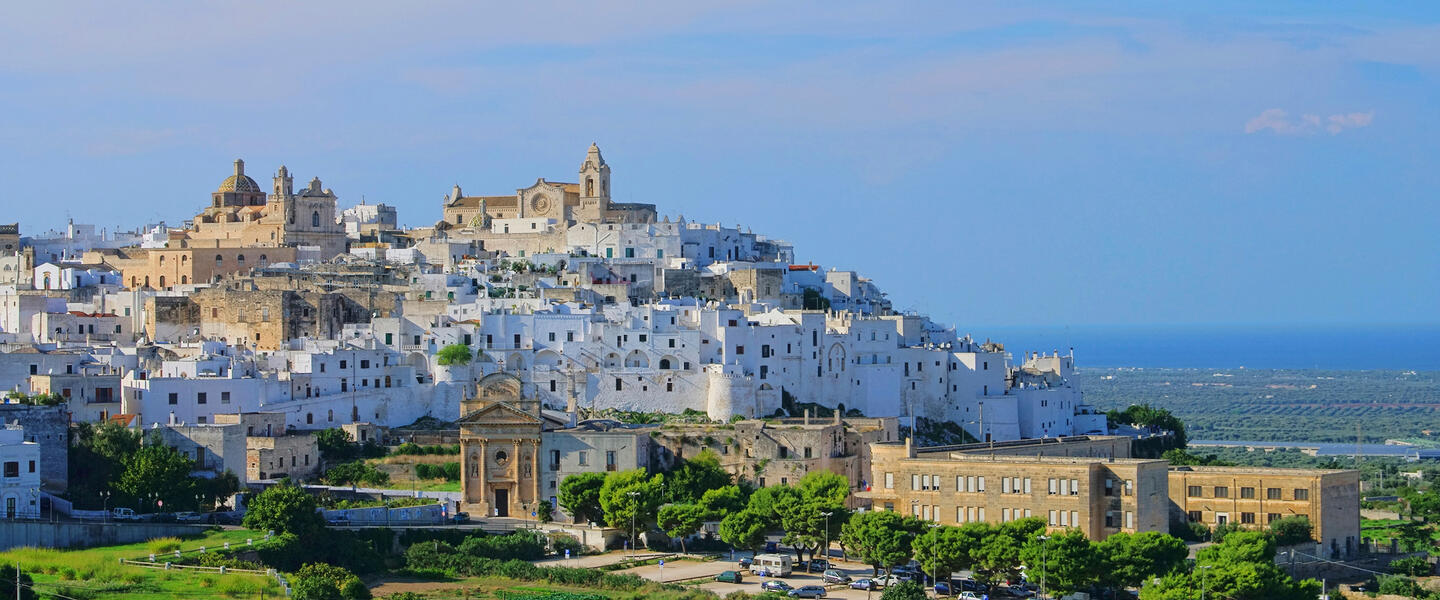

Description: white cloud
[1245,109,1375,135]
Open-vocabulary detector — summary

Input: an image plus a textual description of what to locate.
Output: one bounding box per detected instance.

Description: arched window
[181,255,188,264]
[659,358,672,370]
[180,275,188,284]
[237,254,246,265]
[327,409,334,422]
[158,276,166,288]
[158,255,165,266]
[586,178,594,196]
[215,254,224,266]
[259,254,267,266]
[312,211,320,228]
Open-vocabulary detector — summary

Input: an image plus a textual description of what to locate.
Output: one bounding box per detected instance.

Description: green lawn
[0,528,283,599]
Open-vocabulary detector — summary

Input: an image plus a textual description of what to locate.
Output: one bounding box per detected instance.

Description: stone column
[477,441,487,511]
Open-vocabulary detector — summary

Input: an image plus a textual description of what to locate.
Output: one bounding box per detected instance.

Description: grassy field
[0,528,283,599]
[367,455,462,492]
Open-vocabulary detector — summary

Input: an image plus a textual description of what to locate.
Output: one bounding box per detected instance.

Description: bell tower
[578,143,611,222]
[273,165,293,199]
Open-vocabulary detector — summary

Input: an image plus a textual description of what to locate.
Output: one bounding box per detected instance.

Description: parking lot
[616,554,1028,599]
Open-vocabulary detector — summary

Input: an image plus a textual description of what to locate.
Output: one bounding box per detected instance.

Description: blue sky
[1,2,1435,329]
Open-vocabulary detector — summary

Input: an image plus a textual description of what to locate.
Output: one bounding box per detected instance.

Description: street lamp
[1199,565,1213,600]
[927,522,940,598]
[100,491,111,522]
[820,511,833,567]
[1042,532,1054,598]
[627,491,640,558]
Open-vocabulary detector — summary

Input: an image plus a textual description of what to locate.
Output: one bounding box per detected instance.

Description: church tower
[273,165,294,199]
[578,143,610,222]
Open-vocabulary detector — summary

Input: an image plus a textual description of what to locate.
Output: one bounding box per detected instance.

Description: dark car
[715,570,744,584]
[738,557,753,568]
[765,541,779,553]
[326,515,350,526]
[957,579,988,593]
[761,581,793,592]
[934,582,954,596]
[788,585,828,598]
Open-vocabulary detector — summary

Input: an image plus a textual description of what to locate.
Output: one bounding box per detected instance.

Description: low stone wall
[0,521,209,552]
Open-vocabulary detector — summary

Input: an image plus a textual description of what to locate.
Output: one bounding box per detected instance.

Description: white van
[750,553,793,577]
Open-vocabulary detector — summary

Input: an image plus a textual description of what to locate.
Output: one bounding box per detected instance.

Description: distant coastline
[975,323,1440,371]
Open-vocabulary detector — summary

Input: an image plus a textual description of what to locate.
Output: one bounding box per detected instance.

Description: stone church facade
[458,373,544,518]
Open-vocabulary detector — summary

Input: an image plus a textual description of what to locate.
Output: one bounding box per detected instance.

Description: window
[606,451,616,470]
[361,360,370,369]
[1293,488,1309,501]
[1241,512,1256,524]
[27,461,35,473]
[735,345,744,355]
[3,462,17,478]
[197,392,207,405]
[340,360,347,369]
[614,378,622,391]
[1187,511,1202,523]
[1187,485,1203,497]
[1215,486,1229,498]
[550,450,560,470]
[1267,513,1282,523]
[1267,488,1282,500]
[977,476,985,492]
[885,472,894,489]
[578,452,588,466]
[168,393,178,405]
[1241,487,1256,499]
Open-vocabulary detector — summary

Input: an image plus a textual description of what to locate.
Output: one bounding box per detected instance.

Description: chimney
[905,436,915,458]
[804,409,811,425]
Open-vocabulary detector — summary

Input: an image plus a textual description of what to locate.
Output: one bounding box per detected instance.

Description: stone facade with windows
[1167,465,1361,558]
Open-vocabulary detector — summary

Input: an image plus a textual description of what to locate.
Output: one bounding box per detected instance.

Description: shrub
[548,533,582,556]
[147,537,184,554]
[294,563,370,600]
[1390,555,1432,577]
[324,462,390,487]
[1269,515,1314,546]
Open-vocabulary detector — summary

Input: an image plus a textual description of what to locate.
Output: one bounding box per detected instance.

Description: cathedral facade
[184,159,348,259]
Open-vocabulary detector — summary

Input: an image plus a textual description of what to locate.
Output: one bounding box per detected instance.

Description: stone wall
[0,521,208,552]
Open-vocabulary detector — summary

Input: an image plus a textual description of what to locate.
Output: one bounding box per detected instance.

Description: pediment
[457,401,542,426]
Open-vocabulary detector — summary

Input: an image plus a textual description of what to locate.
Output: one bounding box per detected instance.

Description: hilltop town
[0,146,1427,600]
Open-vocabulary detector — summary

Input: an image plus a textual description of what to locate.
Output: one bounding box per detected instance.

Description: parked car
[957,579,988,593]
[738,557,753,568]
[450,512,470,524]
[822,570,852,584]
[761,581,793,592]
[788,585,828,598]
[715,570,744,584]
[958,592,982,600]
[805,559,829,573]
[111,508,138,521]
[173,511,203,523]
[1006,584,1035,597]
[851,578,877,590]
[934,582,953,596]
[326,515,350,526]
[872,574,904,589]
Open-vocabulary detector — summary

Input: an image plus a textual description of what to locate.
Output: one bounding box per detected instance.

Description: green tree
[912,525,971,587]
[536,500,553,523]
[971,531,1022,585]
[878,580,927,600]
[117,442,198,511]
[746,484,802,529]
[664,450,732,504]
[558,472,605,523]
[719,509,768,553]
[1109,403,1188,447]
[1268,515,1314,546]
[201,470,242,510]
[1389,556,1432,577]
[1376,575,1424,597]
[658,502,706,553]
[1141,531,1322,600]
[698,484,746,519]
[840,510,916,575]
[1096,531,1189,590]
[315,428,354,461]
[68,422,142,509]
[598,469,664,535]
[436,344,473,366]
[243,481,325,537]
[1410,488,1440,522]
[1020,528,1098,597]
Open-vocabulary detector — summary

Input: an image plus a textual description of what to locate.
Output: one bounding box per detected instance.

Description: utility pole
[628,490,639,558]
[821,511,832,566]
[1199,565,1212,600]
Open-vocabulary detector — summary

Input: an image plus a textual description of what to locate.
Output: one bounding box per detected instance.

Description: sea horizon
[971,323,1440,371]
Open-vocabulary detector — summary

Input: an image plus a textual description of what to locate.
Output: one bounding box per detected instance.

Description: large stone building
[185,160,347,259]
[862,437,1171,540]
[1168,465,1361,558]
